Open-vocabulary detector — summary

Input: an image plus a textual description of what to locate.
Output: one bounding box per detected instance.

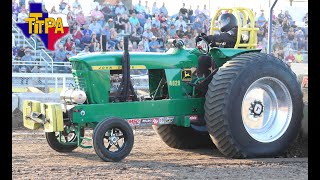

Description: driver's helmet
[218,13,238,32]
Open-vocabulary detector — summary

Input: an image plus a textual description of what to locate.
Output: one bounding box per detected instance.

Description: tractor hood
[69,48,199,70]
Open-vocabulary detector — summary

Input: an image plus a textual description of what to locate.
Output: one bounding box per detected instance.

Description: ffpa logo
[16,3,69,50]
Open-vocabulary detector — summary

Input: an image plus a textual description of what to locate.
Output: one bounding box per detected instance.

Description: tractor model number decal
[181,69,192,81]
[92,65,146,70]
[168,80,180,86]
[127,117,175,126]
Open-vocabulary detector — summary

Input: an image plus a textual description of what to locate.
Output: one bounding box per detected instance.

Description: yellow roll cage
[210,7,259,49]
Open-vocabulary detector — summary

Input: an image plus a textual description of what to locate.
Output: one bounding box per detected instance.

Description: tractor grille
[73,74,86,91]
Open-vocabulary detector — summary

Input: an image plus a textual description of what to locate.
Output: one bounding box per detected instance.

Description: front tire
[45,126,84,152]
[93,118,134,162]
[204,52,303,158]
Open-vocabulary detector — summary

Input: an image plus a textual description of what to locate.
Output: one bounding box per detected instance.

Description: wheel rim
[55,126,77,143]
[241,77,292,143]
[103,127,126,153]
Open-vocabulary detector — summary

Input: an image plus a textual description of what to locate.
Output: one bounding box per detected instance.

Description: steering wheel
[196,37,210,54]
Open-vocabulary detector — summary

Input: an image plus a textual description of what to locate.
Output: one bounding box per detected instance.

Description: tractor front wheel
[93,117,134,162]
[45,126,84,152]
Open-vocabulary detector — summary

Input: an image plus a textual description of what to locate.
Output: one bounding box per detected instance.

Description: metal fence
[12,73,150,94]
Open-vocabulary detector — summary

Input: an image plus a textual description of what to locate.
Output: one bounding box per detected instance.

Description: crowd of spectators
[255,9,308,65]
[12,0,308,74]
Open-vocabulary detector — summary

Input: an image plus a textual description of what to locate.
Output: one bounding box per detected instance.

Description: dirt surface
[12,126,308,180]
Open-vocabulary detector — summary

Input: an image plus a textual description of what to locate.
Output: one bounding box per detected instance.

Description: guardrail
[12,73,150,93]
[12,18,37,58]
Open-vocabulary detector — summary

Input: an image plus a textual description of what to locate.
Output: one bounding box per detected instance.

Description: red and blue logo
[16,3,69,50]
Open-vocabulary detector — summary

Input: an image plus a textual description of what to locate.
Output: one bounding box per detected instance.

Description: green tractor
[22,7,303,161]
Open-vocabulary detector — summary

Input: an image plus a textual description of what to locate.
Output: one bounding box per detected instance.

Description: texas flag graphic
[16,3,69,51]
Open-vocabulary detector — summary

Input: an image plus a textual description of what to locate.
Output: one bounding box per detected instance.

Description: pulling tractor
[23,7,303,161]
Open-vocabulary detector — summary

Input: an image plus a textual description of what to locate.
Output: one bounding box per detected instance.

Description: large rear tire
[204,52,303,158]
[152,124,213,149]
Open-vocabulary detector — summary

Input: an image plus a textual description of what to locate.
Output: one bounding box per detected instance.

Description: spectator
[12,0,19,21]
[101,2,113,21]
[277,10,284,24]
[295,29,305,50]
[115,2,126,15]
[159,2,168,17]
[54,44,68,73]
[80,46,90,54]
[303,12,308,25]
[138,12,147,28]
[116,39,124,51]
[91,6,105,21]
[136,41,144,52]
[144,18,152,31]
[59,0,67,13]
[168,24,176,38]
[188,5,194,23]
[149,36,161,52]
[175,16,187,32]
[197,13,206,24]
[179,3,188,20]
[21,48,34,73]
[100,24,116,52]
[129,28,142,45]
[64,37,74,52]
[142,37,150,52]
[89,19,102,39]
[285,50,295,63]
[19,0,25,8]
[90,32,99,52]
[17,8,28,23]
[67,12,76,33]
[106,18,115,29]
[287,27,295,49]
[184,26,193,39]
[119,14,131,34]
[142,2,151,19]
[134,0,145,14]
[110,28,119,46]
[257,10,266,27]
[63,53,72,73]
[72,0,80,10]
[176,26,185,38]
[76,11,86,26]
[72,26,83,47]
[284,10,293,24]
[80,32,92,50]
[152,15,161,29]
[62,5,72,15]
[201,4,210,18]
[192,18,202,33]
[194,5,200,17]
[294,50,304,63]
[151,2,159,16]
[129,4,138,16]
[50,6,58,14]
[74,4,82,16]
[151,24,160,39]
[282,17,290,33]
[129,12,143,35]
[69,45,77,56]
[142,27,153,41]
[82,24,92,37]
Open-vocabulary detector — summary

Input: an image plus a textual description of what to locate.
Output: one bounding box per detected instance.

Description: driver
[196,13,238,48]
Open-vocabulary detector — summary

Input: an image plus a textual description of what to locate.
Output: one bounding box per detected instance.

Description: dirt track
[12,127,308,180]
